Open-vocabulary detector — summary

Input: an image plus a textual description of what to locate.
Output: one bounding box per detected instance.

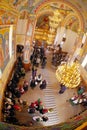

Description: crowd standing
[2,43,49,126]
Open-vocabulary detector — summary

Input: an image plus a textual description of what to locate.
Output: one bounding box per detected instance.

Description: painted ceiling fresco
[0,0,87,31]
[0,0,87,14]
[35,2,79,32]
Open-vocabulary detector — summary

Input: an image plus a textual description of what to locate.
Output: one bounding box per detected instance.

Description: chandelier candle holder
[56,61,81,88]
[47,10,61,45]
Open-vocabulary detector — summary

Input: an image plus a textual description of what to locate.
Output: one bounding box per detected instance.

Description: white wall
[62,29,78,54]
[16,19,28,35]
[54,27,66,46]
[54,27,78,54]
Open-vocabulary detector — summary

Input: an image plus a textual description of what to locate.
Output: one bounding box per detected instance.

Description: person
[29,102,36,109]
[14,89,21,98]
[28,107,35,114]
[13,104,21,111]
[57,44,62,53]
[77,86,85,95]
[40,108,48,114]
[23,80,29,92]
[19,85,25,94]
[40,46,45,58]
[30,53,33,63]
[5,104,12,110]
[30,78,37,89]
[6,116,18,124]
[37,102,43,112]
[32,66,37,79]
[72,98,79,105]
[39,80,47,89]
[69,94,79,105]
[42,116,48,122]
[82,99,87,107]
[36,56,40,67]
[41,56,47,68]
[18,99,23,105]
[5,97,13,105]
[59,84,66,94]
[34,98,42,111]
[33,116,42,122]
[36,74,42,83]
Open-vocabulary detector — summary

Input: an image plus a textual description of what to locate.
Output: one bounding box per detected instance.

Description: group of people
[30,43,47,68]
[28,99,48,114]
[69,85,87,106]
[30,66,47,90]
[28,99,53,122]
[33,115,48,122]
[51,44,68,67]
[19,80,29,94]
[3,42,60,126]
[7,56,26,98]
[2,55,26,124]
[2,47,30,125]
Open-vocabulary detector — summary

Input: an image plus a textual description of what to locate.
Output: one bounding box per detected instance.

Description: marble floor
[15,51,85,127]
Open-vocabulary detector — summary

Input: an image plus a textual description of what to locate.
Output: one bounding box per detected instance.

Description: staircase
[40,63,59,126]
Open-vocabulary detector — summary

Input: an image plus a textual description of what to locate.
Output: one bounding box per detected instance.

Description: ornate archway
[33,0,85,32]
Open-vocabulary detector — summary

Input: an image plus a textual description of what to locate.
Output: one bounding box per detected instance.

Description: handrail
[0,110,87,130]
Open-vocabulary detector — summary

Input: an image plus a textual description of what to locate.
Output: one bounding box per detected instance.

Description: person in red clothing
[28,102,36,114]
[29,102,36,108]
[13,104,21,111]
[34,99,43,111]
[40,108,48,114]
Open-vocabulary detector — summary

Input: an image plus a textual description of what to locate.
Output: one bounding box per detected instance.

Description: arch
[62,13,79,30]
[36,9,53,20]
[33,0,85,31]
[35,9,53,28]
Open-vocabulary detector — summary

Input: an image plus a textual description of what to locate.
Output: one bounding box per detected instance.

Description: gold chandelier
[56,61,81,88]
[47,10,61,45]
[49,11,61,30]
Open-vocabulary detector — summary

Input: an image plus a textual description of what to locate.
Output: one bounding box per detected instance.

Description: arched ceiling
[35,3,80,32]
[0,0,87,32]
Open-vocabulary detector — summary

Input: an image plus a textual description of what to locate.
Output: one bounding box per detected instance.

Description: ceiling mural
[79,0,87,10]
[35,2,81,33]
[0,0,19,25]
[0,0,87,14]
[67,0,87,29]
[36,14,49,29]
[0,0,87,31]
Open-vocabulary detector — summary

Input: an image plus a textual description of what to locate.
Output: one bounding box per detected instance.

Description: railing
[0,109,87,130]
